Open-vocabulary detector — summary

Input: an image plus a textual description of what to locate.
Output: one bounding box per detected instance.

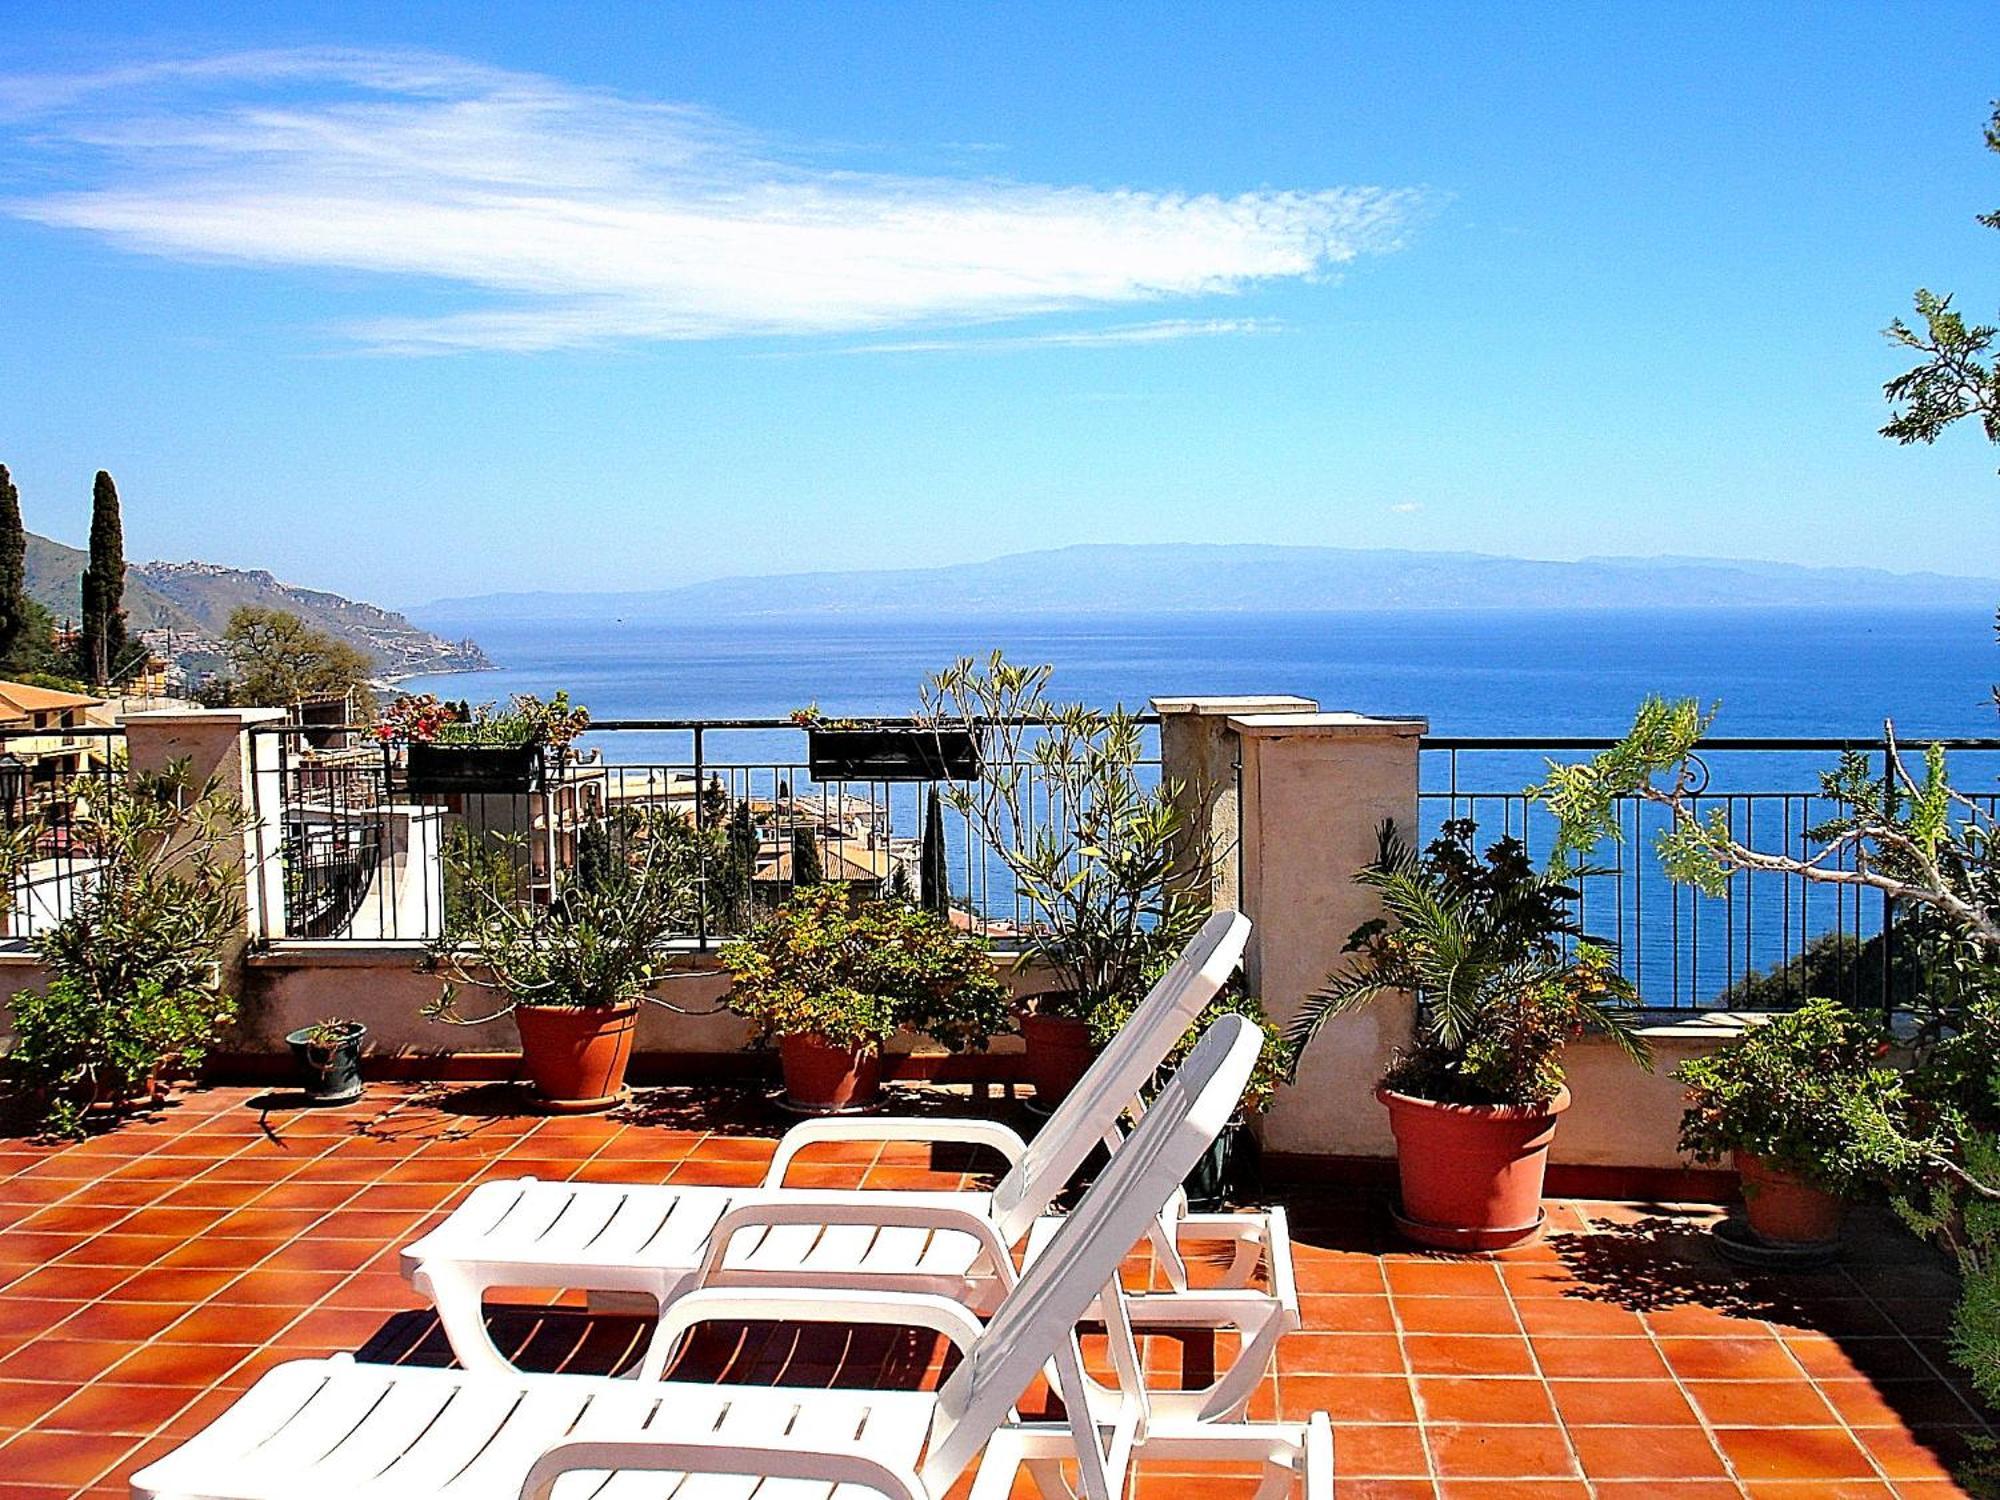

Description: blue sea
[411,605,1999,741]
[408,605,2000,1004]
[406,604,2000,1012]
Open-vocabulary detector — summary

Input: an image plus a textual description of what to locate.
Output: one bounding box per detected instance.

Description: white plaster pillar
[120,708,288,944]
[1231,712,1427,1157]
[1151,695,1318,913]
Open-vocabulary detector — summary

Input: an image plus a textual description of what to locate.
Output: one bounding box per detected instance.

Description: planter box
[406,742,540,795]
[807,727,982,782]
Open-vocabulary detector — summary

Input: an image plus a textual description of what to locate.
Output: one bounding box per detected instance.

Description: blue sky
[0,2,1996,605]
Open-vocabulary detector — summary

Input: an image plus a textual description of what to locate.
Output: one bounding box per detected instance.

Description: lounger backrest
[921,1013,1262,1490]
[988,909,1250,1242]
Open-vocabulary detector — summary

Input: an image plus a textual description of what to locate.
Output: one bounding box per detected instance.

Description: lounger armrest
[650,1283,989,1361]
[764,1117,1027,1186]
[519,1435,928,1500]
[695,1194,1018,1292]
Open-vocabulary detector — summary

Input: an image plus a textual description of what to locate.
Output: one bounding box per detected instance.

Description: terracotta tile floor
[0,1082,1991,1499]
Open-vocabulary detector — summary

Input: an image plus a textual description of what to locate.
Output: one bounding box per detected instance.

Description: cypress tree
[791,826,822,889]
[919,786,950,916]
[721,800,759,926]
[0,466,25,668]
[79,470,128,685]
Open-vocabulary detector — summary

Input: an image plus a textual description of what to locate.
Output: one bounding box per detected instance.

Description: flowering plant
[373,694,460,744]
[374,692,590,750]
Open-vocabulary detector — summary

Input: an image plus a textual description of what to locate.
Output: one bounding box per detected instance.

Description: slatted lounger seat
[400,913,1298,1421]
[133,1016,1331,1500]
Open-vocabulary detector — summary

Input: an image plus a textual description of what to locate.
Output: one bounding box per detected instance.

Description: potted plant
[1287,819,1650,1251]
[284,1017,368,1105]
[381,692,590,795]
[1,763,251,1138]
[921,653,1209,1106]
[793,706,983,783]
[1094,984,1291,1208]
[422,823,695,1112]
[1677,998,1910,1260]
[721,883,1012,1113]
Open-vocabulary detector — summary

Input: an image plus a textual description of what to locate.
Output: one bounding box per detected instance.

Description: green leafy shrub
[3,761,251,1136]
[1286,819,1648,1107]
[10,977,230,1137]
[721,883,1011,1054]
[1090,982,1292,1116]
[922,652,1209,1025]
[424,828,694,1019]
[1675,999,1919,1195]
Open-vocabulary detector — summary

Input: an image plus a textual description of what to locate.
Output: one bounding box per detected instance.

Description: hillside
[26,533,490,678]
[412,542,2000,628]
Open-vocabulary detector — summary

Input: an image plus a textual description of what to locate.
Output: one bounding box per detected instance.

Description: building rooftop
[0,1084,1988,1498]
[0,681,102,720]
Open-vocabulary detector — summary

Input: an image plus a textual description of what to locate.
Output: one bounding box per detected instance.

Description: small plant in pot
[1288,819,1650,1251]
[422,826,696,1112]
[380,691,590,795]
[921,652,1209,1107]
[285,1017,367,1105]
[1094,984,1291,1209]
[1677,998,1912,1263]
[721,883,1012,1114]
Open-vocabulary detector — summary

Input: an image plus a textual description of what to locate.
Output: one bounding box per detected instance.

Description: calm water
[411,606,1999,740]
[405,606,1999,1004]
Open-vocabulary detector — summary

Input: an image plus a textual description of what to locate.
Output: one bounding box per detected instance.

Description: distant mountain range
[25,533,491,679]
[411,543,1997,628]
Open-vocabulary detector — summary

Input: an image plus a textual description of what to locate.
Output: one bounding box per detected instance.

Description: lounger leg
[1149,1217,1191,1295]
[411,1267,515,1377]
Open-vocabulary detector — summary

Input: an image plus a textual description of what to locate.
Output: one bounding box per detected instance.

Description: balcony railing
[1423,736,2000,1011]
[20,719,1991,1018]
[0,725,128,943]
[251,717,1163,950]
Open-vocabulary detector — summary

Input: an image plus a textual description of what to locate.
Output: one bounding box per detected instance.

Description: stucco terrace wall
[233,943,1032,1082]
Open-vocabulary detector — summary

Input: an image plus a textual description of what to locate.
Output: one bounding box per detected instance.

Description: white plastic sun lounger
[401,912,1295,1419]
[133,1016,1330,1500]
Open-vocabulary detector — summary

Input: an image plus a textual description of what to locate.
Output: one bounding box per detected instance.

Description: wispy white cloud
[1389,501,1424,514]
[829,317,1281,355]
[0,49,1425,353]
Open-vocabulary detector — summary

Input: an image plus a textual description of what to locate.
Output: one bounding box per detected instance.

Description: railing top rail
[249,713,1163,735]
[0,724,126,740]
[1423,735,2000,752]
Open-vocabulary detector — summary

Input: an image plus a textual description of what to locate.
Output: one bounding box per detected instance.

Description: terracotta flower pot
[778,1033,882,1114]
[513,1002,639,1113]
[1020,1011,1096,1107]
[1378,1085,1571,1252]
[1735,1151,1845,1247]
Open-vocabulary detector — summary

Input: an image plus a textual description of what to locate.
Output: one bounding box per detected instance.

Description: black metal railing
[1422,737,2000,1010]
[0,725,128,945]
[252,717,1163,947]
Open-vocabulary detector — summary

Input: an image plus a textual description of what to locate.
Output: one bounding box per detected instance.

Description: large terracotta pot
[1378,1085,1570,1252]
[778,1033,882,1114]
[1020,1011,1096,1108]
[514,1002,639,1113]
[1736,1152,1845,1246]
